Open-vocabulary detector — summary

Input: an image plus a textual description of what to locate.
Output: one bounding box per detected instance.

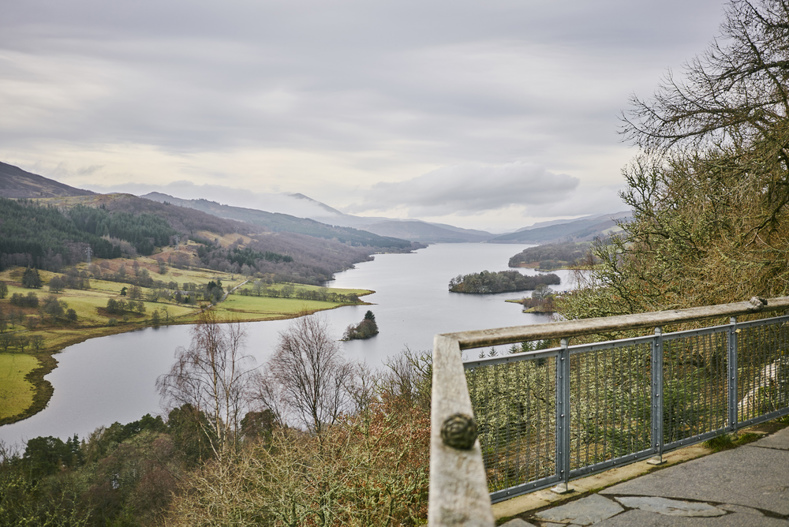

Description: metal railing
[428,297,789,526]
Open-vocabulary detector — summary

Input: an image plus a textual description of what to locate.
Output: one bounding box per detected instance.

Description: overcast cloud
[1,0,728,231]
[353,162,579,217]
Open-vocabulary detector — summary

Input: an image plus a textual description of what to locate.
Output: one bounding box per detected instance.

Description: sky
[1,0,729,232]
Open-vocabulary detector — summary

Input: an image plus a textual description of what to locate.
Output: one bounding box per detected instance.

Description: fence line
[428,296,789,526]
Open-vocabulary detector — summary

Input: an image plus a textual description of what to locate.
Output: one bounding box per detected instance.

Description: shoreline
[0,291,373,428]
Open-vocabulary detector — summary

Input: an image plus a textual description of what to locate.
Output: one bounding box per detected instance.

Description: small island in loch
[342,310,379,340]
[448,270,560,294]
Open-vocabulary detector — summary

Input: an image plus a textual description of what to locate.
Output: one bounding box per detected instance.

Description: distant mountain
[0,162,94,198]
[145,190,495,244]
[261,192,493,243]
[142,192,415,251]
[0,163,412,284]
[305,211,494,243]
[286,193,346,216]
[0,160,495,244]
[489,211,631,244]
[351,219,494,243]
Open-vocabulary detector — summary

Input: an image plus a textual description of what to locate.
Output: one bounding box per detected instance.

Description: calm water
[0,243,574,448]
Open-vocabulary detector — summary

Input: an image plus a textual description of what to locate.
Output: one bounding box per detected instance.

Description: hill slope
[357,219,494,243]
[282,192,495,243]
[0,164,402,284]
[489,211,631,244]
[142,192,414,250]
[0,162,94,199]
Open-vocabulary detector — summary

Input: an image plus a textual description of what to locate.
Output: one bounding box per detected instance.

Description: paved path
[502,425,789,526]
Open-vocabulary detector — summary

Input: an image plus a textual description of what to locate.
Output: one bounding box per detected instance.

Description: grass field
[221,283,373,320]
[241,282,371,297]
[0,260,375,425]
[217,295,345,320]
[0,353,38,421]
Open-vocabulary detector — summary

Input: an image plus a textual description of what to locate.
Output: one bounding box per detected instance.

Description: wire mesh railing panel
[736,317,789,423]
[466,355,557,492]
[662,330,729,444]
[569,342,652,470]
[457,308,789,502]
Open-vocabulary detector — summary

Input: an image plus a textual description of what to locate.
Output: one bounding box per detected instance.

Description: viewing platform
[428,296,789,526]
[498,420,789,526]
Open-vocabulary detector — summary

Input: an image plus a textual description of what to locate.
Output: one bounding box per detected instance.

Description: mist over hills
[0,161,628,246]
[256,192,497,243]
[239,188,628,244]
[488,211,631,244]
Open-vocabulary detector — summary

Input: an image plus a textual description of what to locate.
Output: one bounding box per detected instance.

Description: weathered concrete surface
[600,436,789,515]
[533,495,623,525]
[615,496,725,517]
[499,518,537,527]
[492,443,711,520]
[504,423,789,526]
[593,509,789,526]
[750,424,789,450]
[718,503,766,516]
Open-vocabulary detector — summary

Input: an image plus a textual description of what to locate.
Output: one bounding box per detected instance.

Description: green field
[218,295,345,320]
[220,283,372,320]
[0,262,374,425]
[0,353,38,421]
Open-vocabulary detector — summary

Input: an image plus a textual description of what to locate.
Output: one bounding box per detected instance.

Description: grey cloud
[0,0,726,154]
[526,183,628,219]
[351,162,579,216]
[0,0,728,228]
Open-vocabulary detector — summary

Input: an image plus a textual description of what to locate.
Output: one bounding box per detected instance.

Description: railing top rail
[441,296,789,350]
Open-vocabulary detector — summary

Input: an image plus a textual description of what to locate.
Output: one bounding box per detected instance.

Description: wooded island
[448,270,560,294]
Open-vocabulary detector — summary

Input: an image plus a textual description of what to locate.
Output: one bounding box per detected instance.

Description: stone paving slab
[499,518,537,527]
[614,496,725,517]
[600,444,789,515]
[533,495,623,526]
[752,425,789,450]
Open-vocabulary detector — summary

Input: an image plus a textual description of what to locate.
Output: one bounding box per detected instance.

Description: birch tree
[156,311,255,458]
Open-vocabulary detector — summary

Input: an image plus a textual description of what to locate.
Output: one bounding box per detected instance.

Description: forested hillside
[509,241,595,270]
[0,163,423,285]
[0,195,385,284]
[0,198,157,269]
[143,192,414,250]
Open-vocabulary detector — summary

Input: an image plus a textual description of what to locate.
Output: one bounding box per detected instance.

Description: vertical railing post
[649,326,665,465]
[727,316,738,432]
[552,338,572,493]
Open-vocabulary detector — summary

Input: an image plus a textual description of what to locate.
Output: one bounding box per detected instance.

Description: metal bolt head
[441,413,478,450]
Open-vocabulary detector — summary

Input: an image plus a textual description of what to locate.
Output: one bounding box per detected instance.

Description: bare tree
[259,316,355,434]
[561,0,789,319]
[381,347,432,411]
[622,0,789,225]
[156,311,256,458]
